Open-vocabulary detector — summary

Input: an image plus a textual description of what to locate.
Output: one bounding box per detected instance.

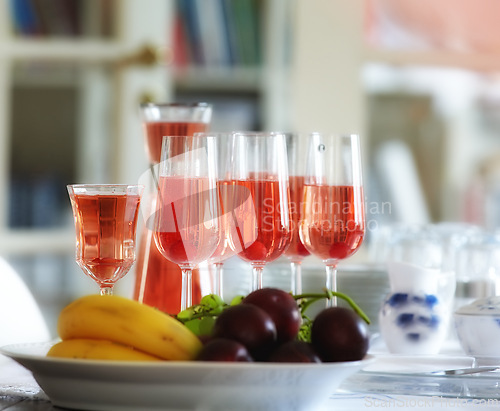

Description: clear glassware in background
[381,223,486,307]
[299,133,365,305]
[67,184,143,296]
[134,102,212,314]
[387,224,444,269]
[283,133,311,295]
[385,224,457,308]
[228,132,291,291]
[454,231,500,309]
[377,224,458,355]
[153,135,219,311]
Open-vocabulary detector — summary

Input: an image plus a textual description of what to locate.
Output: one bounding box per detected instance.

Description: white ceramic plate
[1,342,373,411]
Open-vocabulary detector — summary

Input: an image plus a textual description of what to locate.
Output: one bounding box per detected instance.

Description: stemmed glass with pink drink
[283,133,311,294]
[299,133,365,305]
[67,184,144,295]
[153,135,219,311]
[227,132,291,291]
[194,132,238,299]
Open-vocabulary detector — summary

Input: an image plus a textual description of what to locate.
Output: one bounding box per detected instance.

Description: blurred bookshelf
[172,0,262,68]
[170,0,292,132]
[0,0,170,334]
[8,0,115,39]
[0,0,293,333]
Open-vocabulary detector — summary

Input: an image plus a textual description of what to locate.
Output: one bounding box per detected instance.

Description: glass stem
[100,286,113,296]
[180,268,193,311]
[213,263,224,299]
[325,263,338,307]
[251,265,264,291]
[149,162,159,189]
[290,261,303,295]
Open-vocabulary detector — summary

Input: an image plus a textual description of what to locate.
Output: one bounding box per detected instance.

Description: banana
[57,294,202,361]
[47,339,162,362]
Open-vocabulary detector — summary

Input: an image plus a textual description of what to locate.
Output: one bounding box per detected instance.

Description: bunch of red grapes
[193,288,370,363]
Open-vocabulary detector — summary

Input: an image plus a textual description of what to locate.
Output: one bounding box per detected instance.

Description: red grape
[196,338,253,362]
[268,340,321,363]
[212,304,277,359]
[243,288,301,343]
[311,307,369,362]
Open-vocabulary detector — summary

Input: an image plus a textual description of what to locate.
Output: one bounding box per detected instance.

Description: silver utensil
[424,366,500,376]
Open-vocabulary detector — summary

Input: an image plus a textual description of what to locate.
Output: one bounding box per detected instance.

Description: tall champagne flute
[228,132,291,291]
[195,132,237,299]
[299,133,365,305]
[284,133,311,294]
[153,135,219,311]
[134,102,212,314]
[67,184,143,295]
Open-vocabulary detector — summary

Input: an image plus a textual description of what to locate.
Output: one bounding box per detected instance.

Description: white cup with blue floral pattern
[379,261,455,355]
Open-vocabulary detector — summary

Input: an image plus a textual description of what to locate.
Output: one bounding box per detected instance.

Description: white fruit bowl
[1,342,373,411]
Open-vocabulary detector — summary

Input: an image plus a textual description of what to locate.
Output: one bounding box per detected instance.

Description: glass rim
[160,135,216,140]
[139,102,212,109]
[67,184,143,188]
[309,132,360,138]
[232,131,288,138]
[67,184,144,194]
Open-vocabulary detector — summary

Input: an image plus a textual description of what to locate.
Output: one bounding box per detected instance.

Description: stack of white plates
[221,258,389,334]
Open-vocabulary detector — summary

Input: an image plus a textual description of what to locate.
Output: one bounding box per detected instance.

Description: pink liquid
[210,180,237,264]
[71,193,141,286]
[154,176,219,268]
[134,121,208,314]
[284,176,310,261]
[143,122,208,164]
[300,185,365,264]
[230,179,290,265]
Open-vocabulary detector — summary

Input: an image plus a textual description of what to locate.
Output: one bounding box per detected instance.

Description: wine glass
[153,135,220,311]
[299,133,365,305]
[194,132,237,299]
[228,132,291,291]
[283,133,311,294]
[67,184,144,296]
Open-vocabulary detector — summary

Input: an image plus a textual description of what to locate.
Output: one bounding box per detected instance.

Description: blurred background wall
[3,0,500,333]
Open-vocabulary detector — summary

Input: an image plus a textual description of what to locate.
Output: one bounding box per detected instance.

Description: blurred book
[8,0,114,38]
[174,0,262,68]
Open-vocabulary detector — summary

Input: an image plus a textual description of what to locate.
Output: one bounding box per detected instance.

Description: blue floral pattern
[379,291,449,355]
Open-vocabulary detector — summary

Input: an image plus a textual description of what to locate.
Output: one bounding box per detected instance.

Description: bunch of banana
[47,294,202,362]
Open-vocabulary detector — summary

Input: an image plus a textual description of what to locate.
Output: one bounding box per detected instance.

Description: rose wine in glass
[228,132,291,291]
[134,102,212,314]
[283,133,311,294]
[299,133,365,305]
[143,121,208,165]
[194,132,238,299]
[67,184,143,295]
[154,135,219,311]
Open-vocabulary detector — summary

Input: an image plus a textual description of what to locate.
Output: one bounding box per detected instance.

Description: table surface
[0,396,54,410]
